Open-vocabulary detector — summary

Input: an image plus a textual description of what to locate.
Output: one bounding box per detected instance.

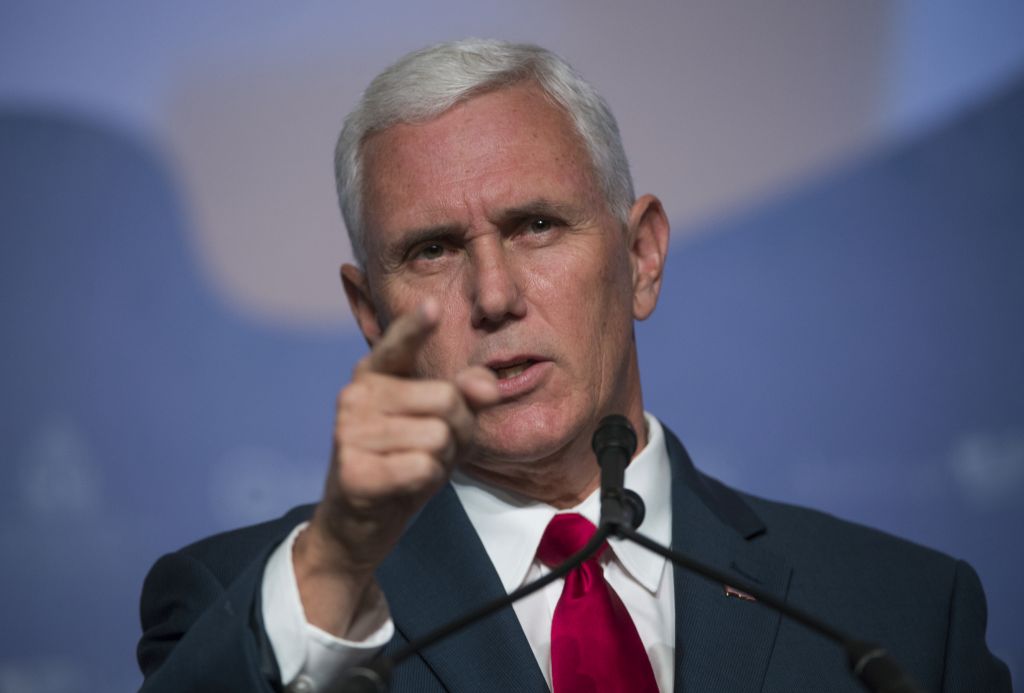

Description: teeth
[495,363,530,379]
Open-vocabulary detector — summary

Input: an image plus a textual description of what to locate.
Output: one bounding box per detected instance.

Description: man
[137,40,1011,692]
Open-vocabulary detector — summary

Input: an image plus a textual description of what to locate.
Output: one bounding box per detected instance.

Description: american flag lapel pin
[724,584,757,602]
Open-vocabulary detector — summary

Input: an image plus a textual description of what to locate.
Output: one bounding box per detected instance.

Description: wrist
[292,523,378,636]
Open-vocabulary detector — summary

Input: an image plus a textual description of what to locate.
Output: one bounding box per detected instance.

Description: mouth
[489,358,538,380]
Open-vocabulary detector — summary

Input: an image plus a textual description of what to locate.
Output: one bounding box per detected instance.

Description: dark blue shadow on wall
[0,110,365,691]
[641,74,1024,676]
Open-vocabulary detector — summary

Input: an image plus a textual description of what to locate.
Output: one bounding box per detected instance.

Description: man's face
[345,83,664,479]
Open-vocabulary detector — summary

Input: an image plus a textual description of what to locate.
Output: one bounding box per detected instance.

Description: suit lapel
[377,484,548,692]
[665,430,791,692]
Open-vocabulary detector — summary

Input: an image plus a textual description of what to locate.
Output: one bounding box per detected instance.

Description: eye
[527,218,554,233]
[415,242,446,260]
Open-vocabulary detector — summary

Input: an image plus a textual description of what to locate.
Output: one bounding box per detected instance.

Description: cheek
[415,337,458,378]
[527,245,627,355]
[522,242,602,299]
[417,306,473,378]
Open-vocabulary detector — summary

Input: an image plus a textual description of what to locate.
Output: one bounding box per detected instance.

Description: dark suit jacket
[137,429,1011,691]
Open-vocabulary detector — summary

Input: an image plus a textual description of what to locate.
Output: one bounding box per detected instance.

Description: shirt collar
[452,413,672,595]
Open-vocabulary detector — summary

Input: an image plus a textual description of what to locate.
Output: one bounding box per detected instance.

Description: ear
[341,264,383,347]
[627,194,670,320]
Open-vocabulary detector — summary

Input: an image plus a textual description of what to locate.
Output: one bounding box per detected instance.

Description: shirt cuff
[261,521,394,691]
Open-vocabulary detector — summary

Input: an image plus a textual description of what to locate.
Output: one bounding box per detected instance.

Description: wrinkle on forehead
[359,83,603,252]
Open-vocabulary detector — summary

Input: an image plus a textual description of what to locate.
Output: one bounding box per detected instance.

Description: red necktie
[537,513,660,693]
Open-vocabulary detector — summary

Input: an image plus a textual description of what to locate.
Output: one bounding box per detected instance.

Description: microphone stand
[610,524,923,693]
[341,414,925,693]
[340,526,611,692]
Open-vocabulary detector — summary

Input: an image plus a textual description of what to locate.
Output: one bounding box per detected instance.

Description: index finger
[356,299,440,377]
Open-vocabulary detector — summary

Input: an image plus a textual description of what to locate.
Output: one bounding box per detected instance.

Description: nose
[469,243,526,329]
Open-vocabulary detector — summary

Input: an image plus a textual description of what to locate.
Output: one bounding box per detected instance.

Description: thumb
[454,366,501,410]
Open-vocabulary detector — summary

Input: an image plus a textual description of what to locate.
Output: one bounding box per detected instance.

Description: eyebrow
[495,199,584,225]
[382,198,587,263]
[379,224,461,264]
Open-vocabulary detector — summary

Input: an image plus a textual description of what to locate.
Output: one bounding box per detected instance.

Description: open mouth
[490,359,537,380]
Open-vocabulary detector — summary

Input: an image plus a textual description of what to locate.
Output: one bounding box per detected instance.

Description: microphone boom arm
[341,525,613,692]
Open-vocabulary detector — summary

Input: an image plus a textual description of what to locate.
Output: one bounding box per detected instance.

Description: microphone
[592,414,645,530]
[596,416,923,693]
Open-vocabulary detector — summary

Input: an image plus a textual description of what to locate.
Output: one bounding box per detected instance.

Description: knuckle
[338,382,365,410]
[335,444,363,470]
[352,355,373,377]
[402,452,443,490]
[372,416,396,443]
[337,456,379,496]
[438,383,462,417]
[422,419,452,454]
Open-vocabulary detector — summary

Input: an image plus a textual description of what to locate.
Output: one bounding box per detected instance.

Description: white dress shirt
[263,413,675,692]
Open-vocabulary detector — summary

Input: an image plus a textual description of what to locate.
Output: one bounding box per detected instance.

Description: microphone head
[592,414,638,458]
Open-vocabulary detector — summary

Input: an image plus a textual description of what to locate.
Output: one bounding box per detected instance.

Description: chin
[474,402,587,463]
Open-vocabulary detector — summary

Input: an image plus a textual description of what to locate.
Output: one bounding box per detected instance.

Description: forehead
[359,83,600,239]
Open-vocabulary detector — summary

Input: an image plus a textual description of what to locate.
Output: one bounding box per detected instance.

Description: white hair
[334,38,635,267]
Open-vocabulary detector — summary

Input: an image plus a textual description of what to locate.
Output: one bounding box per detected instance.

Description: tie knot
[537,513,605,567]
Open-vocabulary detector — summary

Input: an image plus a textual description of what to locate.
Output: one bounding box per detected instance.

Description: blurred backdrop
[1,2,1022,690]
